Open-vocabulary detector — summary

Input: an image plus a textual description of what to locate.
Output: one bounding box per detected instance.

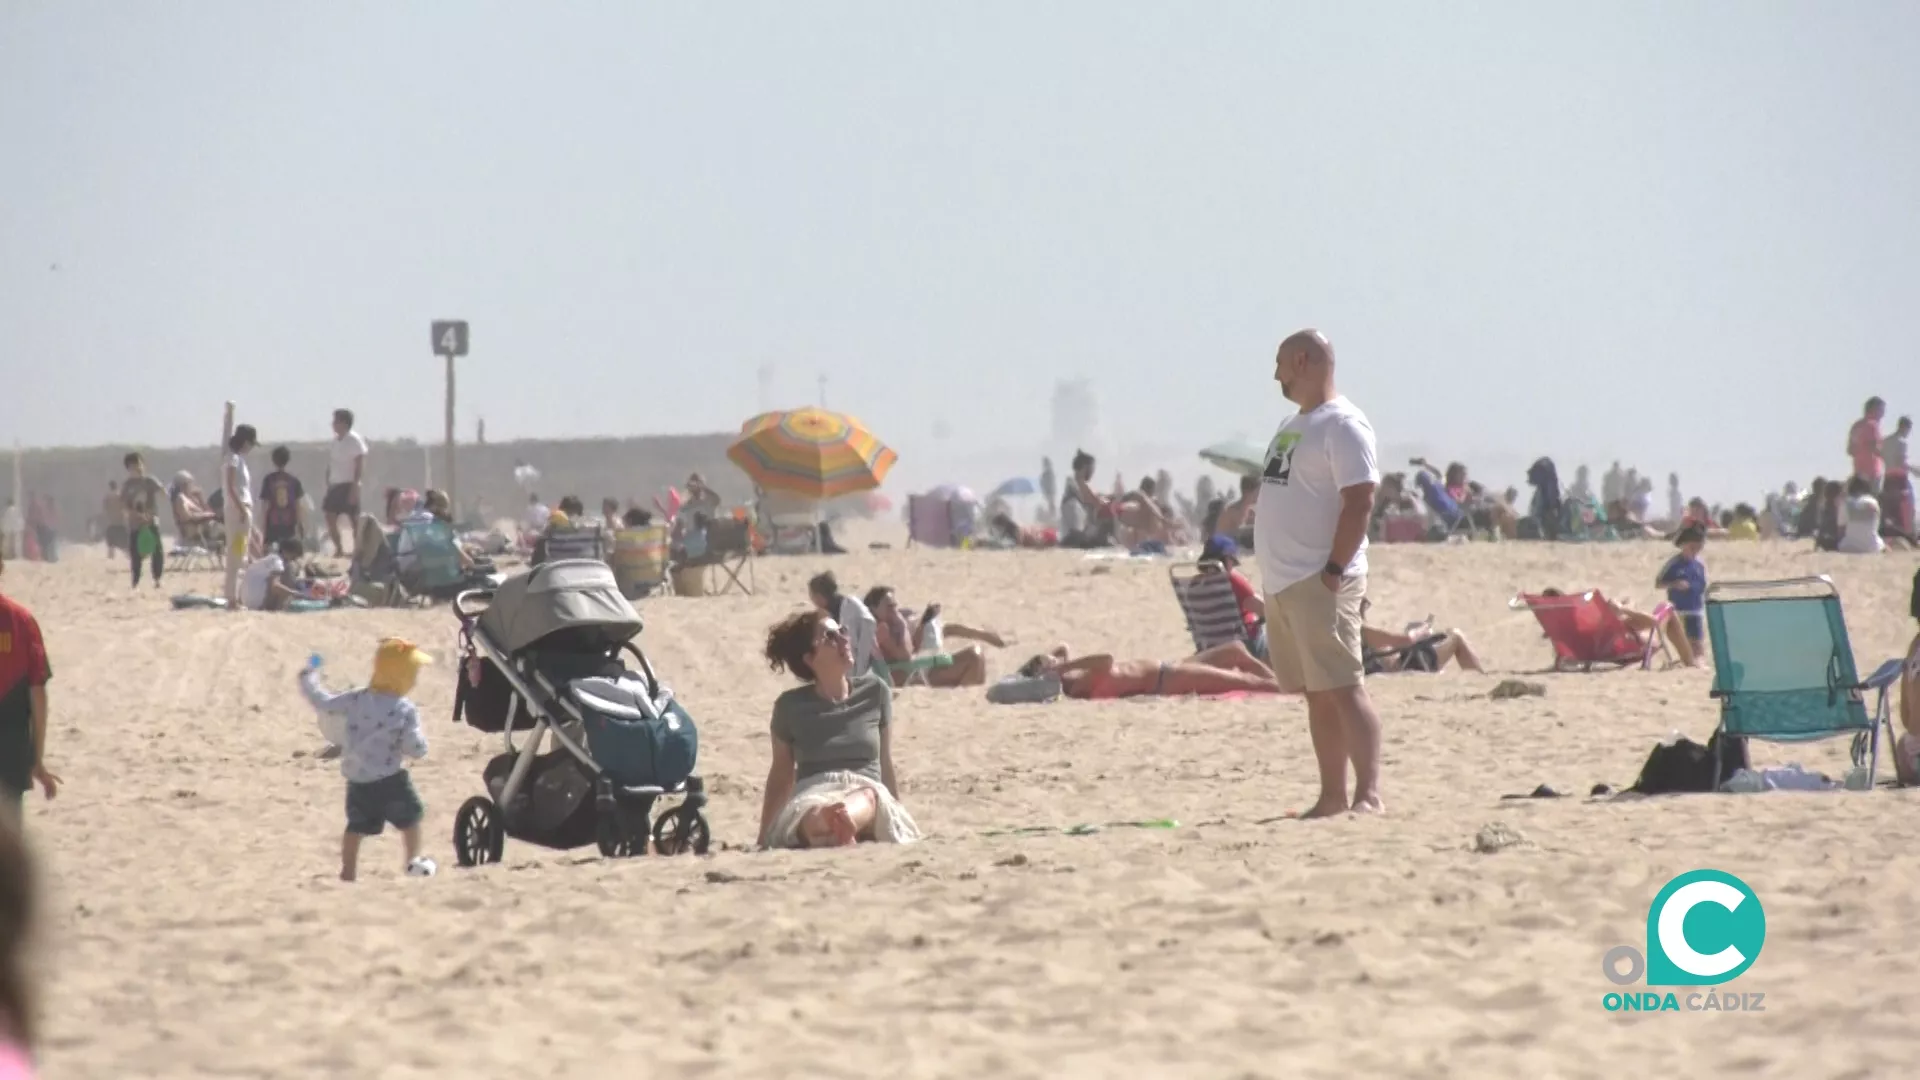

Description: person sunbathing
[1360,600,1485,674]
[1537,587,1697,667]
[865,586,1004,688]
[1019,641,1281,699]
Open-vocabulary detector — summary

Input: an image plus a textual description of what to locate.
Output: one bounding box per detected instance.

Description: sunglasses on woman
[815,620,848,646]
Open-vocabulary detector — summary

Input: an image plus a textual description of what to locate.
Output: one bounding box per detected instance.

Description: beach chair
[908,495,955,548]
[1170,561,1254,653]
[700,517,754,595]
[1704,576,1905,786]
[168,509,223,572]
[396,518,465,598]
[1509,590,1675,672]
[350,516,411,607]
[536,525,606,567]
[610,525,671,598]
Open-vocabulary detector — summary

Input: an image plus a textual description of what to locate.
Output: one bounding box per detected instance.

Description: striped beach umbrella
[727,408,899,500]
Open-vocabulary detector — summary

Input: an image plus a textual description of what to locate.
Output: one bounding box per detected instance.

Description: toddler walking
[299,638,436,881]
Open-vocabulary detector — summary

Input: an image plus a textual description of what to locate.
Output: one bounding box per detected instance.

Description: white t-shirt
[524,502,552,534]
[242,553,284,609]
[328,431,369,488]
[1254,396,1380,593]
[225,453,254,513]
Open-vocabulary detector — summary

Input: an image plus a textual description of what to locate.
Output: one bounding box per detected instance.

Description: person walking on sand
[1257,329,1385,817]
[0,551,60,824]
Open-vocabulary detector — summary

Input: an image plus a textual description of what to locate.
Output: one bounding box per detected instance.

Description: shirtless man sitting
[1020,641,1281,699]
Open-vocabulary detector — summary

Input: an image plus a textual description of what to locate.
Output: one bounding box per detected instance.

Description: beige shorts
[1264,573,1366,693]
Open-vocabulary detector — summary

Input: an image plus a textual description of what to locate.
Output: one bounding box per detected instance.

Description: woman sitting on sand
[758,609,920,850]
[1019,641,1281,699]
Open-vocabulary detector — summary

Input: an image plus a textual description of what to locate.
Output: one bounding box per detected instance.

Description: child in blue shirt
[1656,525,1709,666]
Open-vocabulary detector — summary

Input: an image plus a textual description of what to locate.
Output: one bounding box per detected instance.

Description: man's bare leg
[1337,684,1386,813]
[326,512,346,558]
[1301,691,1351,817]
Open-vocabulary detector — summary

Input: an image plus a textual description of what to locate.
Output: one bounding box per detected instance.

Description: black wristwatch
[1323,561,1345,578]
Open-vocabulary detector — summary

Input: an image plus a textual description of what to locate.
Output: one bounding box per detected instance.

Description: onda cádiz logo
[1601,869,1768,1013]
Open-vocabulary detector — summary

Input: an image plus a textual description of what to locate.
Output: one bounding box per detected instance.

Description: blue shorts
[1679,611,1705,645]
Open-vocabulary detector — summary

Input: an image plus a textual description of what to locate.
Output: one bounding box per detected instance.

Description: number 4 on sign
[430,320,470,358]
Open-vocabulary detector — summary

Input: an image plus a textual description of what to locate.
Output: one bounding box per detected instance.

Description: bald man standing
[1256,329,1386,816]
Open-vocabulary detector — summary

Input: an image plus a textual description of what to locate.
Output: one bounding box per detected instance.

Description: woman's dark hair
[1138,476,1155,495]
[0,817,38,1050]
[862,585,894,611]
[621,508,652,527]
[1017,654,1048,678]
[228,424,257,453]
[808,570,840,604]
[558,495,585,517]
[765,609,829,682]
[1071,450,1094,476]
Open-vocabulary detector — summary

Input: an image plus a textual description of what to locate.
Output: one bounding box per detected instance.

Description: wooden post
[444,355,457,518]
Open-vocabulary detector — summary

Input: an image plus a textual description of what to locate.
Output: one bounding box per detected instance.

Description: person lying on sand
[865,586,1004,688]
[758,609,920,849]
[1018,642,1281,699]
[1359,598,1484,673]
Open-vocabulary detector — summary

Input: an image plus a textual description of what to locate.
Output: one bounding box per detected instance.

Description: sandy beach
[9,529,1919,1078]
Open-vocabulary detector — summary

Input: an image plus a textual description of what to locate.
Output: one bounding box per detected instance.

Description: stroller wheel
[652,805,711,857]
[596,815,641,859]
[454,796,505,868]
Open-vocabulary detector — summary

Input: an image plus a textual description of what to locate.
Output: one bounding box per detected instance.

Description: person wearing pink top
[0,819,39,1079]
[1848,396,1886,486]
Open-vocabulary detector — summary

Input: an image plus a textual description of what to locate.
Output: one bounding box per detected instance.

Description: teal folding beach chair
[1705,576,1903,787]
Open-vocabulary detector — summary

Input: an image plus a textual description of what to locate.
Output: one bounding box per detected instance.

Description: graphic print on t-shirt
[1264,432,1302,485]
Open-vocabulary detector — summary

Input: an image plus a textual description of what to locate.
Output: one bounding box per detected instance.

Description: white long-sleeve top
[299,670,428,783]
[836,594,879,679]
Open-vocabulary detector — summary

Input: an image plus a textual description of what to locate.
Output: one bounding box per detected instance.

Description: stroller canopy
[477,560,642,654]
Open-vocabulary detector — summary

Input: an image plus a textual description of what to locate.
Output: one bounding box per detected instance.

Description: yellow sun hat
[369,637,433,695]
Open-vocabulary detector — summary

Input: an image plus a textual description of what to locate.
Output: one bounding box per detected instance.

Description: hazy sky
[4,2,1915,498]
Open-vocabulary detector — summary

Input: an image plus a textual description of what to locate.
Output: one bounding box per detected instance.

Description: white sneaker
[406,857,437,877]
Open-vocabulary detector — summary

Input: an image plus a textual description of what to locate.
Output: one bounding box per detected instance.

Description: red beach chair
[1509,590,1676,672]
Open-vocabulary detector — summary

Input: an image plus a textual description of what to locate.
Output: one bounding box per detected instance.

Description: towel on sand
[764,770,921,850]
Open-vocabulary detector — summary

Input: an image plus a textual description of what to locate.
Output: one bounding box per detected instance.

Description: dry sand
[8,529,1919,1079]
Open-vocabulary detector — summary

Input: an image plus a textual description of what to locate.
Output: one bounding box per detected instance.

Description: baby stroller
[449,559,709,867]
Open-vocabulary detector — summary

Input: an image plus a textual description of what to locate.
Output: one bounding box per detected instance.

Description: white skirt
[765,770,922,850]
